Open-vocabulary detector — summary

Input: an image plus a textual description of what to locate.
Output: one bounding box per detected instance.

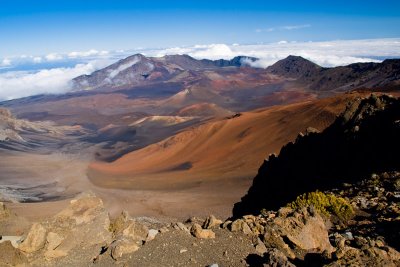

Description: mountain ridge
[72,53,400,93]
[72,54,259,91]
[267,55,400,91]
[233,93,400,217]
[0,55,399,164]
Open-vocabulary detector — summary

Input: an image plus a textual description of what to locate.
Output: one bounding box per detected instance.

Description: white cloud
[1,58,11,67]
[45,53,63,61]
[68,49,109,58]
[154,44,234,60]
[191,44,234,59]
[149,38,400,67]
[0,38,399,101]
[0,60,111,101]
[33,57,42,63]
[0,49,113,68]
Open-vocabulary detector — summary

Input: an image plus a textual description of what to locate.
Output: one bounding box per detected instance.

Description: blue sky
[1,0,400,57]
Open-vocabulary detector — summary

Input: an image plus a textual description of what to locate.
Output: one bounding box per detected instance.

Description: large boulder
[46,192,112,258]
[55,192,109,225]
[18,223,47,253]
[231,208,334,260]
[110,211,148,242]
[18,192,112,260]
[230,219,253,235]
[108,211,149,260]
[271,208,335,254]
[190,223,215,239]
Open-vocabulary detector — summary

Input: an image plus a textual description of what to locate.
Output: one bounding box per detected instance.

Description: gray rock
[146,229,159,242]
[343,231,354,240]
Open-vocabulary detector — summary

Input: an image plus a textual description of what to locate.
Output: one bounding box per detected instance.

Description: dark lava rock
[234,94,400,217]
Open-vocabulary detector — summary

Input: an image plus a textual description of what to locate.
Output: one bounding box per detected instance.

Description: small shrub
[288,191,354,221]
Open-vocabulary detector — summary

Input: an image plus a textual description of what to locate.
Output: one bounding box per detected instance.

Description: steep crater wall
[233,94,400,217]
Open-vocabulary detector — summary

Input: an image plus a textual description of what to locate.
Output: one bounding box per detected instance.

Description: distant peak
[123,53,147,61]
[287,55,302,59]
[284,55,312,62]
[266,55,321,78]
[111,54,148,68]
[272,55,319,67]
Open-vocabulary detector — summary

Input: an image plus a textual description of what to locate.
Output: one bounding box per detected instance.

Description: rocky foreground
[1,170,399,266]
[0,94,399,266]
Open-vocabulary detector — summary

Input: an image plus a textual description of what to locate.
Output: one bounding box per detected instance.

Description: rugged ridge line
[233,94,400,217]
[267,56,400,91]
[72,54,258,91]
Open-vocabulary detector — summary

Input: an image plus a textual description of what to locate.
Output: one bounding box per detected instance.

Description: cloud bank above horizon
[0,38,399,101]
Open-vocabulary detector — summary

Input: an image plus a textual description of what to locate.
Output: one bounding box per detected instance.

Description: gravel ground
[35,227,258,267]
[122,229,257,267]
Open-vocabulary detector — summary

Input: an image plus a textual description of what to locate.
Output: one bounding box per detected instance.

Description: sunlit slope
[88,93,362,190]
